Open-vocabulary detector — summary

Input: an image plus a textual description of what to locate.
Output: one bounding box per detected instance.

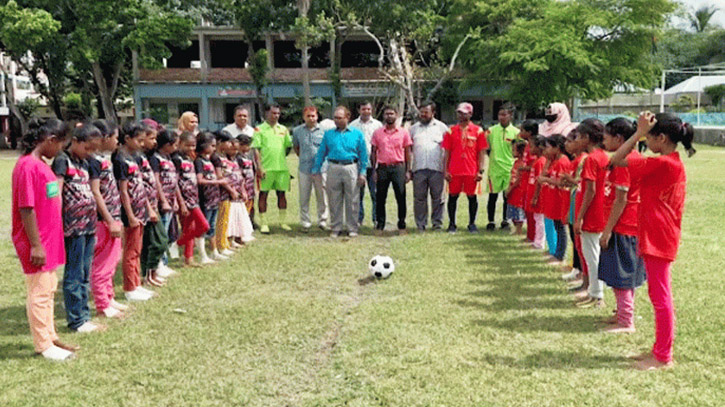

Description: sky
[676,0,725,29]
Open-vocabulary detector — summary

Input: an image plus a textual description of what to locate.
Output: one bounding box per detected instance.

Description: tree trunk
[302,45,311,106]
[91,61,118,125]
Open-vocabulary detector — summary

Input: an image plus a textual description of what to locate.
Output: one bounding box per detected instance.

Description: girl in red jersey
[610,111,694,370]
[599,118,646,334]
[517,120,539,242]
[527,136,547,250]
[504,141,528,235]
[573,119,609,309]
[538,135,571,264]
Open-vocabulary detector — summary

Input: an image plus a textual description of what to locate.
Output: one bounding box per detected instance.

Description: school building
[133,26,510,129]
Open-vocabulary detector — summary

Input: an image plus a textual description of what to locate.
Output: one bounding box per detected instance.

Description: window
[274,41,301,68]
[167,40,200,68]
[178,103,199,117]
[210,40,249,68]
[148,103,169,125]
[341,41,382,68]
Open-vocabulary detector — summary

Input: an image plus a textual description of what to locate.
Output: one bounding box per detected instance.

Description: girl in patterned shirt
[113,123,155,301]
[150,129,183,276]
[195,132,228,262]
[52,123,102,332]
[212,131,240,255]
[174,132,210,267]
[88,120,127,318]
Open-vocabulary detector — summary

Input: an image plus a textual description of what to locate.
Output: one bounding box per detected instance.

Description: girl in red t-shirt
[561,131,587,285]
[12,119,78,361]
[517,120,539,242]
[573,118,609,309]
[538,135,571,263]
[527,137,547,250]
[504,141,528,235]
[599,118,646,334]
[610,112,694,370]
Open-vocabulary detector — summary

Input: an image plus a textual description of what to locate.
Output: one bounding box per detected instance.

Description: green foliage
[0,1,60,54]
[248,49,269,95]
[460,0,675,112]
[672,94,695,111]
[705,84,725,107]
[62,92,82,110]
[16,97,40,118]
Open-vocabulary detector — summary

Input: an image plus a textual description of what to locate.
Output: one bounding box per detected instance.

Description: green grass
[1,146,724,406]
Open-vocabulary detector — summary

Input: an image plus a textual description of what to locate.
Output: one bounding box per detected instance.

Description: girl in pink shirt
[12,118,78,361]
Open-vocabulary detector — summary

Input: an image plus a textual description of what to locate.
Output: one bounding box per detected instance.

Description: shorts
[506,205,525,223]
[259,171,291,192]
[203,208,219,237]
[448,175,480,196]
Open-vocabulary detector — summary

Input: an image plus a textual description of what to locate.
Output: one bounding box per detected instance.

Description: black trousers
[375,164,407,230]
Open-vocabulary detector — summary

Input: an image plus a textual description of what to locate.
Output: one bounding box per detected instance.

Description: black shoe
[486,222,496,231]
[468,224,479,233]
[417,226,426,232]
[447,224,457,234]
[432,224,442,231]
[500,221,510,230]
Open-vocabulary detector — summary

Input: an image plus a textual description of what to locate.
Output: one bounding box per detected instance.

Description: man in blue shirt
[312,106,368,238]
[293,106,329,232]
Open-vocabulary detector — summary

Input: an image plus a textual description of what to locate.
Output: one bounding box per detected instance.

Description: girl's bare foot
[633,354,674,370]
[602,324,635,334]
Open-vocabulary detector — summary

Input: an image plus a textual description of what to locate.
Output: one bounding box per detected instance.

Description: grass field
[1,146,724,407]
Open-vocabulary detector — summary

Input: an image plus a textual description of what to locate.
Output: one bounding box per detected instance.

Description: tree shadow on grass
[476,350,629,370]
[472,314,601,333]
[0,305,29,337]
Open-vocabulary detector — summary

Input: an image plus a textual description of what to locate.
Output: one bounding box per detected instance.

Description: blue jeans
[63,234,96,330]
[160,212,173,265]
[203,208,219,238]
[359,167,377,225]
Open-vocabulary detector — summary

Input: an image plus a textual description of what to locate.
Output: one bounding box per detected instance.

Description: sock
[259,212,267,226]
[279,209,287,224]
[468,195,478,225]
[448,195,459,226]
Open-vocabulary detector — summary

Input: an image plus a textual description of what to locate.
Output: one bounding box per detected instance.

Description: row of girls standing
[11,118,256,361]
[505,111,693,370]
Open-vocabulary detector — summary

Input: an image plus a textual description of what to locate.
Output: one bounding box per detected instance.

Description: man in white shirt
[223,105,255,138]
[349,101,383,226]
[409,101,448,231]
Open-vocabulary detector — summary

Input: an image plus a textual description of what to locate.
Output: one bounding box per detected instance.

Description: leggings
[177,207,210,260]
[644,255,675,363]
[569,223,581,270]
[553,220,567,261]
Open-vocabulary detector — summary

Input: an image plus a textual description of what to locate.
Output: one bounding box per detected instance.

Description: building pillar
[265,34,274,71]
[199,32,209,83]
[201,94,210,129]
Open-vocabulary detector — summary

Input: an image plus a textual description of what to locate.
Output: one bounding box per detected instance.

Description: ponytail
[651,113,696,157]
[22,118,69,155]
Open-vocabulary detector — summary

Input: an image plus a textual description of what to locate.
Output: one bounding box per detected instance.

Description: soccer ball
[369,255,395,279]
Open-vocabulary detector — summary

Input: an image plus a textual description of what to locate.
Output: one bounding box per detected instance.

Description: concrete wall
[695,126,725,146]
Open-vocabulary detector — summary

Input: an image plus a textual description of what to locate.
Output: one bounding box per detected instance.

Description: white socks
[196,238,214,264]
[41,345,74,361]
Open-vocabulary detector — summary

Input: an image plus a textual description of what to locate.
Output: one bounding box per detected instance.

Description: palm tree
[689,5,719,33]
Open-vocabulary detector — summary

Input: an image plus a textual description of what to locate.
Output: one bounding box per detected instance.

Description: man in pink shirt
[371,106,413,235]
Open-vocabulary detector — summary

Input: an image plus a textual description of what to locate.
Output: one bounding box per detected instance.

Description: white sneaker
[301,221,312,229]
[75,321,100,333]
[136,286,156,297]
[125,289,151,302]
[230,241,243,248]
[212,252,229,261]
[101,307,121,318]
[319,221,328,230]
[41,345,74,361]
[156,264,176,278]
[110,299,129,311]
[221,249,234,256]
[200,256,215,265]
[561,268,581,281]
[348,231,358,238]
[168,243,180,259]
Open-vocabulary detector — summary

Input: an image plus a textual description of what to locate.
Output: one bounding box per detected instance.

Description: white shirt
[222,123,255,138]
[409,118,448,172]
[349,117,383,163]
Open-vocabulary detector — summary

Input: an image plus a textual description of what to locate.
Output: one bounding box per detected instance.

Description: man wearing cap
[370,106,412,235]
[442,102,489,233]
[409,101,448,231]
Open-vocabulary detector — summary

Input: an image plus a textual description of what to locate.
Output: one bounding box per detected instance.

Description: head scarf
[539,102,577,137]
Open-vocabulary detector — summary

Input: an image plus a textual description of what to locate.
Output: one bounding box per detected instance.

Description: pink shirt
[371,126,412,165]
[12,155,66,274]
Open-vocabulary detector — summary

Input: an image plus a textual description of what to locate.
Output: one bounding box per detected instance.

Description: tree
[0,1,62,132]
[705,84,725,108]
[460,0,676,113]
[689,5,719,33]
